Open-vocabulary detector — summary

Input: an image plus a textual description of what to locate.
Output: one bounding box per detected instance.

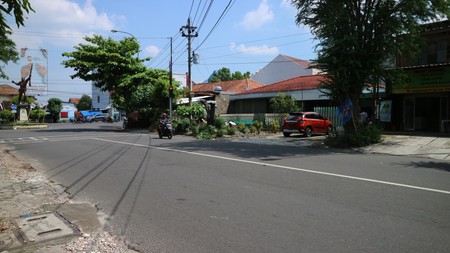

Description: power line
[195,0,214,33]
[194,0,236,51]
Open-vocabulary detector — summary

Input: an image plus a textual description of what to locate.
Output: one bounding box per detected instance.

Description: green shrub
[249,126,257,134]
[197,131,213,140]
[173,117,191,134]
[325,125,382,147]
[196,124,215,139]
[216,128,225,137]
[214,116,227,130]
[226,127,236,135]
[237,122,248,134]
[190,125,199,136]
[267,120,280,133]
[252,120,263,134]
[29,109,45,122]
[0,110,14,123]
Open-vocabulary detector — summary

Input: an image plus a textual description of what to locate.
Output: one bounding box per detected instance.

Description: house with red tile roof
[251,54,321,85]
[191,79,264,114]
[228,75,333,114]
[68,97,80,105]
[0,84,19,110]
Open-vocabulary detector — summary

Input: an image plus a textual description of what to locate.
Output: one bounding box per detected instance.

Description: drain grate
[14,212,79,244]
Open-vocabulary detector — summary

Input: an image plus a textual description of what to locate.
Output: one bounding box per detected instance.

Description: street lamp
[111,29,139,57]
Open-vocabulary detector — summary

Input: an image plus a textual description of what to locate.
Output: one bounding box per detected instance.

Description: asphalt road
[1,123,450,252]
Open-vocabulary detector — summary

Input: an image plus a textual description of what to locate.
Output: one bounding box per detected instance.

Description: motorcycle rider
[159,112,169,131]
[160,112,168,125]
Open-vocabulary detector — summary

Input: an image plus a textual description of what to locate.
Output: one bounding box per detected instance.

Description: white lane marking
[1,133,130,144]
[93,138,450,195]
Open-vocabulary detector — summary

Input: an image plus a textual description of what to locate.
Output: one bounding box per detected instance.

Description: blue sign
[11,104,17,110]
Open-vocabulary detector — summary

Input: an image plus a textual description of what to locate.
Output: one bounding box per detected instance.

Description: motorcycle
[157,122,173,139]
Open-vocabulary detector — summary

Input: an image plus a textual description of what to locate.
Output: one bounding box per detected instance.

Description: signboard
[17,48,48,96]
[393,65,450,94]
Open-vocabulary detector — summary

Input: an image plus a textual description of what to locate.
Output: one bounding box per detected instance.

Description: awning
[177,96,213,105]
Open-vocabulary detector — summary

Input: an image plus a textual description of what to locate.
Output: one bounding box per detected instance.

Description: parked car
[89,113,110,122]
[281,112,333,137]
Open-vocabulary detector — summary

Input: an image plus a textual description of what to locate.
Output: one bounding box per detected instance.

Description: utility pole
[169,36,173,119]
[181,18,198,107]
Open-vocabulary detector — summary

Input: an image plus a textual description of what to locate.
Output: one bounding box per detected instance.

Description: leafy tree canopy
[62,35,148,111]
[269,93,299,113]
[0,0,34,79]
[77,94,92,111]
[291,0,449,130]
[128,68,177,113]
[47,97,63,121]
[208,67,251,83]
[11,95,34,105]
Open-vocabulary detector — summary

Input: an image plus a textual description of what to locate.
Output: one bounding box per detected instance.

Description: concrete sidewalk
[357,134,450,160]
[236,133,450,161]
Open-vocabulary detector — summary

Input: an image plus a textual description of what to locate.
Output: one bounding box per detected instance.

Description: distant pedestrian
[360,111,368,125]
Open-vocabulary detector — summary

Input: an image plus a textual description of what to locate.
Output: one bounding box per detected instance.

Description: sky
[2,0,318,103]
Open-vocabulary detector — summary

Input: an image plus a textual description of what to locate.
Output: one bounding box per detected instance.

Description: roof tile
[237,75,328,95]
[0,84,19,96]
[192,79,264,94]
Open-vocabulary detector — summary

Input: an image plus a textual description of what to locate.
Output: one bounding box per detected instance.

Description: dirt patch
[0,147,137,252]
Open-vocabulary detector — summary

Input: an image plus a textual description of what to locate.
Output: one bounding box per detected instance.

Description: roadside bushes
[267,120,280,133]
[29,108,46,123]
[325,124,382,147]
[0,110,14,123]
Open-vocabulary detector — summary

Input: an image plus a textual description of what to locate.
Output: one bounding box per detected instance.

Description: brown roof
[0,84,19,96]
[237,75,329,95]
[192,79,264,94]
[68,98,80,104]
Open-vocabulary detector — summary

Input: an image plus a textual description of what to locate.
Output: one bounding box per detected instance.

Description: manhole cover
[14,212,79,244]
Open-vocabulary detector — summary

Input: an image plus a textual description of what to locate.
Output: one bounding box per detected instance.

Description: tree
[269,93,299,113]
[29,106,45,122]
[127,68,175,116]
[0,0,34,79]
[62,35,146,112]
[47,98,62,122]
[11,94,34,105]
[291,0,450,132]
[77,94,92,111]
[208,67,251,83]
[0,109,14,123]
[231,71,251,80]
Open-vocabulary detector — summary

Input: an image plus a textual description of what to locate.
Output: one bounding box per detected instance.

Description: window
[437,40,447,63]
[97,96,100,103]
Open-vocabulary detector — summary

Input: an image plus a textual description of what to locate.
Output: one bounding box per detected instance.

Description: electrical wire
[195,0,214,33]
[193,0,236,51]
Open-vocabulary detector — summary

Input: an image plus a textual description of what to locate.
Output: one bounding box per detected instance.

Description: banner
[18,48,48,96]
[336,96,353,124]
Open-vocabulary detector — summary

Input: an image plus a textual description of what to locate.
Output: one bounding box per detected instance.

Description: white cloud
[145,45,160,57]
[280,0,297,15]
[240,0,274,30]
[230,43,279,55]
[11,0,119,49]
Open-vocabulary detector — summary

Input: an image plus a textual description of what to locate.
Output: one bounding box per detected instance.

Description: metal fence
[314,106,343,127]
[219,113,286,126]
[220,107,343,128]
